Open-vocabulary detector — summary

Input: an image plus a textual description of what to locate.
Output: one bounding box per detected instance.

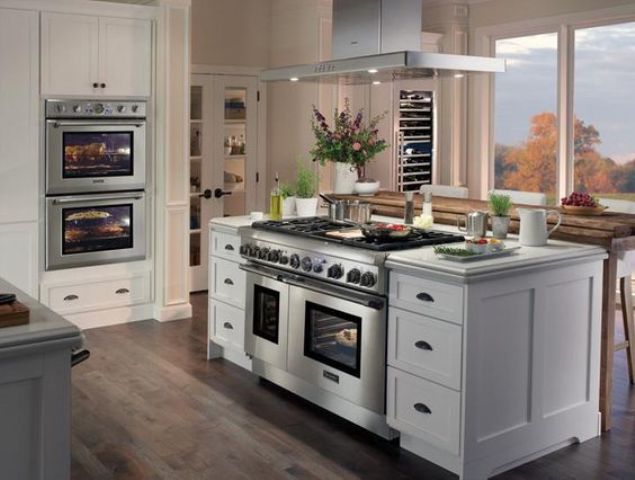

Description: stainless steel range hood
[261,0,505,84]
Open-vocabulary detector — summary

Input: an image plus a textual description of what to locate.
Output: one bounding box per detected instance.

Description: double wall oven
[45,99,148,270]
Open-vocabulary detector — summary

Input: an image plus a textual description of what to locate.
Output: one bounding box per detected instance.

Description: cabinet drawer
[211,231,242,262]
[389,273,464,324]
[45,273,149,314]
[210,257,246,308]
[387,367,461,455]
[388,308,462,390]
[210,299,245,351]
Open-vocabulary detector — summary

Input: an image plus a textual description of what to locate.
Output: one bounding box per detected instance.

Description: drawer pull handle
[416,292,434,302]
[414,340,433,351]
[223,322,234,330]
[414,403,432,415]
[224,244,235,251]
[224,278,234,285]
[115,288,130,295]
[63,294,79,302]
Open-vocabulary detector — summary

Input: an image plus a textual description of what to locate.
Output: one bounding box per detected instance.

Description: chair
[600,197,635,384]
[419,184,469,199]
[492,189,547,206]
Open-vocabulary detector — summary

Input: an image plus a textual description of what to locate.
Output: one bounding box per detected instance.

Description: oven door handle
[49,120,145,128]
[282,275,385,311]
[51,192,144,205]
[239,263,287,281]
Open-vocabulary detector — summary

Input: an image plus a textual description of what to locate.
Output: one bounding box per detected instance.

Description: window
[491,18,635,205]
[574,22,635,201]
[494,33,558,202]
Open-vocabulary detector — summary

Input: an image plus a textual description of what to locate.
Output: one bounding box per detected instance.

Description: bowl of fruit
[560,192,607,216]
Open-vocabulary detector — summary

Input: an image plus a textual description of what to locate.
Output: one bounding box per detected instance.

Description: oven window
[304,301,361,378]
[63,132,134,178]
[62,204,133,255]
[253,285,280,344]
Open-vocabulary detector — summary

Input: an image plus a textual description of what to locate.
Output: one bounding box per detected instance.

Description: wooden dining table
[334,191,635,431]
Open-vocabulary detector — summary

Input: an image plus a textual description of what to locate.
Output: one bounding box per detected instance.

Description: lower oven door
[243,264,289,371]
[46,191,146,270]
[286,278,387,414]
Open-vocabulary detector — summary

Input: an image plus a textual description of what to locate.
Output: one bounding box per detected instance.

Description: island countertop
[0,277,81,351]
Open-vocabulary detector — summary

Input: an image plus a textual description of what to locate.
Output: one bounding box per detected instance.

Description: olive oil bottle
[269,173,282,220]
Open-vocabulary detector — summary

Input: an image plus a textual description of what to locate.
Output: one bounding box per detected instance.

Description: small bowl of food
[488,238,505,252]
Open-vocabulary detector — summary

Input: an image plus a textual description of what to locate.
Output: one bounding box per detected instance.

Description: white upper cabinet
[41,13,152,97]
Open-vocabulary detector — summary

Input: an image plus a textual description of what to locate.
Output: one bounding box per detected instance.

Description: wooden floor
[71,293,635,479]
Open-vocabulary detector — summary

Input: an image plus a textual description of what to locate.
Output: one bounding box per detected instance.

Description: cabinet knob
[223,322,233,330]
[223,278,234,286]
[224,244,235,251]
[64,294,79,302]
[414,340,433,351]
[416,292,434,302]
[115,288,130,295]
[100,83,106,89]
[92,82,99,88]
[413,403,432,414]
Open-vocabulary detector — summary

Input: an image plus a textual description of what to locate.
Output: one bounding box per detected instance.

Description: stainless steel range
[239,217,463,439]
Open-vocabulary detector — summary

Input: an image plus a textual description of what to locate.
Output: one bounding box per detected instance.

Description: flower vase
[333,162,358,194]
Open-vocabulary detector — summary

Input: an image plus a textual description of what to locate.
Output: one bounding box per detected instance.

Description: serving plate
[560,205,607,216]
[435,246,521,262]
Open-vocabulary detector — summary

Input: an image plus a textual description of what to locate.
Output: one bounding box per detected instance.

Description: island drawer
[210,299,245,351]
[210,257,246,308]
[388,308,462,390]
[387,367,461,455]
[389,273,464,324]
[211,231,242,262]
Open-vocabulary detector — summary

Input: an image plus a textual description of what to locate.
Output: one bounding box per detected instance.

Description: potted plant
[310,98,388,194]
[488,192,513,239]
[294,162,319,217]
[279,183,296,216]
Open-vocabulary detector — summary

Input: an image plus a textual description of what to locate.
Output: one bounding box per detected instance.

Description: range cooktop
[250,217,464,252]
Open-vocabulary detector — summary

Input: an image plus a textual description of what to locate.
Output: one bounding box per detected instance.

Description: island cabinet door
[461,260,603,466]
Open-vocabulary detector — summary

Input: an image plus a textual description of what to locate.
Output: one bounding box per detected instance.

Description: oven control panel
[45,99,146,119]
[240,240,382,293]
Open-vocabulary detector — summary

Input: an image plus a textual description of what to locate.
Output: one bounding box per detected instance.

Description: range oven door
[286,278,387,414]
[243,264,289,371]
[46,191,146,270]
[46,120,146,194]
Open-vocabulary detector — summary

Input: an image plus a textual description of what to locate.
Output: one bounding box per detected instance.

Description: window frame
[471,4,635,200]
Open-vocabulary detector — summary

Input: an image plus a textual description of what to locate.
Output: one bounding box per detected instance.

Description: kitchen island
[0,277,82,480]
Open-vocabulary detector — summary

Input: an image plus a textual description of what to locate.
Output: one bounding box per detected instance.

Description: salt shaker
[404,191,414,224]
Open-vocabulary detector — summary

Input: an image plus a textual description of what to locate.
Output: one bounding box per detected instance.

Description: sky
[494,22,635,164]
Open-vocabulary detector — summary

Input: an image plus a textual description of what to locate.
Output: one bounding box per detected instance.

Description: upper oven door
[243,264,290,371]
[46,120,146,195]
[286,277,387,414]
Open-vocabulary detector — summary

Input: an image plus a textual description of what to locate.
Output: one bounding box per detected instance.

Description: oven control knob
[301,256,312,272]
[73,105,82,113]
[279,254,289,265]
[131,104,139,113]
[258,248,270,260]
[55,104,66,113]
[290,254,300,269]
[347,269,361,284]
[268,250,280,262]
[327,264,344,279]
[117,105,127,113]
[94,103,105,114]
[360,272,377,288]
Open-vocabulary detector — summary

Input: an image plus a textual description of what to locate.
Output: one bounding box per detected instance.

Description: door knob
[213,188,232,199]
[199,189,212,199]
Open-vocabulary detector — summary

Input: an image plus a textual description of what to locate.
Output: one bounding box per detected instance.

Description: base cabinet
[387,260,603,479]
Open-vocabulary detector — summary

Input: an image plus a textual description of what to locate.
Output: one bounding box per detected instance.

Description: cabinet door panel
[41,12,99,96]
[99,17,152,97]
[0,8,38,223]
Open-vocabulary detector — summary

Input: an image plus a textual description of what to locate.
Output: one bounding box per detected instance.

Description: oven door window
[62,204,133,255]
[63,131,133,178]
[304,301,361,378]
[253,285,280,344]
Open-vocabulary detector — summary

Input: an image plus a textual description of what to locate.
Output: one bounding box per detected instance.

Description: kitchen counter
[0,277,82,479]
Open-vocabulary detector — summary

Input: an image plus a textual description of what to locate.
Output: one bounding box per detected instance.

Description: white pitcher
[518,208,562,246]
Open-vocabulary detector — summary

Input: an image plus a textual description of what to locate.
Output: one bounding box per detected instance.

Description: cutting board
[325,229,364,239]
[0,301,30,328]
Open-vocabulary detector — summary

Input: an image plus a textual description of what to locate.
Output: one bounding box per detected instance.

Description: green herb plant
[488,192,513,217]
[278,183,295,199]
[295,162,318,199]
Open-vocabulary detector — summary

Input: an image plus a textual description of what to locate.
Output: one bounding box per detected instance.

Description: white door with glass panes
[189,74,260,292]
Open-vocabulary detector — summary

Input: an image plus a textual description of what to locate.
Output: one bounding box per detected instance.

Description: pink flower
[353,142,362,151]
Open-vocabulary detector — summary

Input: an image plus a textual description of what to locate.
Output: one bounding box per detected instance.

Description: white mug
[518,208,562,246]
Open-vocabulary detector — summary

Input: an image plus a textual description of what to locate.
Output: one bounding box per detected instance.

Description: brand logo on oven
[323,370,340,384]
[92,179,105,183]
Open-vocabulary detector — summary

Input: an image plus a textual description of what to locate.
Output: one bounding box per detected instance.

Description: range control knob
[117,105,127,113]
[360,272,377,288]
[313,263,323,273]
[94,103,105,114]
[301,256,313,272]
[327,264,344,279]
[279,254,289,265]
[258,248,270,260]
[289,254,300,269]
[249,246,260,257]
[268,250,280,263]
[239,244,250,256]
[347,268,361,284]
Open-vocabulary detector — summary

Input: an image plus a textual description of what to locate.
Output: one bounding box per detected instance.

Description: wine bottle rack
[397,90,434,192]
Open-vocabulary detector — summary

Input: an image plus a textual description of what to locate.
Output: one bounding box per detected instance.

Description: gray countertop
[0,277,81,350]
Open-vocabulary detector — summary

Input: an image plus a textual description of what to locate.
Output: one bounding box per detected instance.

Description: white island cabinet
[208,217,252,370]
[385,240,606,480]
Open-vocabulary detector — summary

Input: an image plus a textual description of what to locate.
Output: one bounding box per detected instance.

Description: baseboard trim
[153,302,192,322]
[63,303,154,330]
